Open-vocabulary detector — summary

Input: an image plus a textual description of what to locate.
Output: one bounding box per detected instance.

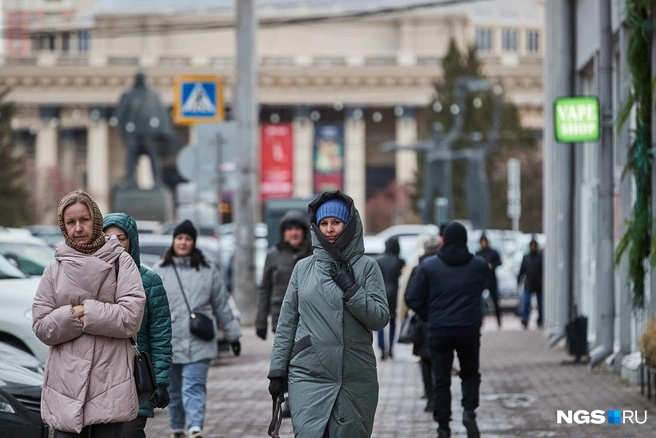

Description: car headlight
[0,393,17,415]
[24,309,32,321]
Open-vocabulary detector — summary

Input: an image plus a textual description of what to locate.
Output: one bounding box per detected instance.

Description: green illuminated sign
[554,96,600,143]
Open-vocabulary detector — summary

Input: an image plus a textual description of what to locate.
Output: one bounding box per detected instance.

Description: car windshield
[0,242,55,276]
[0,254,29,279]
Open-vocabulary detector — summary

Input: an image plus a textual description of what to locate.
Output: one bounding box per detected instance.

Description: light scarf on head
[58,190,106,254]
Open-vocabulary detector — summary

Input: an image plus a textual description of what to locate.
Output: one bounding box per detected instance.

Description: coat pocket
[290,335,312,359]
[288,335,328,380]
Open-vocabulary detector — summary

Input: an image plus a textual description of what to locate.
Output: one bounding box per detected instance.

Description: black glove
[268,377,286,401]
[330,261,358,295]
[231,341,241,356]
[153,384,170,408]
[256,327,267,340]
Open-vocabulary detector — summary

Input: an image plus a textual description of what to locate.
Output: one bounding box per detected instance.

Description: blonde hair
[58,191,95,222]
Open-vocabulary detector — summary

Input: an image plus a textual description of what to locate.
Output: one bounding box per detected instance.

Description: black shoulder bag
[115,260,157,404]
[171,262,216,342]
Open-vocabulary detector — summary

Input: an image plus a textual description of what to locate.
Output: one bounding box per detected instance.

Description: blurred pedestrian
[401,235,441,412]
[406,222,487,438]
[268,191,389,438]
[375,237,405,360]
[153,220,242,438]
[103,213,173,438]
[257,211,312,418]
[475,234,503,328]
[517,237,543,329]
[256,210,312,340]
[33,190,146,437]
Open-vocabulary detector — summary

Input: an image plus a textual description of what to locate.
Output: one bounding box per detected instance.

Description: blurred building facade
[1,0,544,228]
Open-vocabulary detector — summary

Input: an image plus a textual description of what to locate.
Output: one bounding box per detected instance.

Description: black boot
[437,427,450,438]
[463,410,480,438]
[380,349,387,361]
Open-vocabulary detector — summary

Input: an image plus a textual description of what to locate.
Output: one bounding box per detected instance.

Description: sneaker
[172,433,185,438]
[437,427,451,438]
[189,432,205,438]
[462,410,480,438]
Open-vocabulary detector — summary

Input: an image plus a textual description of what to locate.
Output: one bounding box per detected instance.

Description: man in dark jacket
[103,213,173,438]
[256,210,312,339]
[475,234,503,328]
[406,222,487,438]
[518,238,543,329]
[375,237,405,360]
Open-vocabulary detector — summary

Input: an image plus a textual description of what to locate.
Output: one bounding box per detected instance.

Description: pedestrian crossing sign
[173,75,224,125]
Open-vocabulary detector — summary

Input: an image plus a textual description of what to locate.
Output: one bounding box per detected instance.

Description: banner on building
[313,124,344,194]
[260,123,294,202]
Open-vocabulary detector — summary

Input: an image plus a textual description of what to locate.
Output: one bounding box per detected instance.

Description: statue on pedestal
[115,72,173,188]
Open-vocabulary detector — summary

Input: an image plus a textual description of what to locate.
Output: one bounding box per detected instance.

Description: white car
[0,232,55,276]
[0,255,48,363]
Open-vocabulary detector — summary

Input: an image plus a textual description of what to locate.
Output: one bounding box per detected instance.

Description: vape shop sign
[554,96,600,143]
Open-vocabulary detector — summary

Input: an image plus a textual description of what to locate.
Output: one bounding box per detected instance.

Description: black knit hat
[443,222,468,247]
[173,219,197,242]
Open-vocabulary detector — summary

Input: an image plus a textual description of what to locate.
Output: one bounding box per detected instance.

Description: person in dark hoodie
[475,234,503,329]
[257,210,312,418]
[517,238,543,329]
[375,237,405,360]
[256,210,313,339]
[103,213,173,438]
[406,222,487,438]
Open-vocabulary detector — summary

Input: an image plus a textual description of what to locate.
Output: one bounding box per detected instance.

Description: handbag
[114,260,157,404]
[130,338,158,404]
[398,312,424,344]
[171,263,216,342]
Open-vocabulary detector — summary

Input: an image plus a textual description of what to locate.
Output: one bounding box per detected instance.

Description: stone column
[344,108,367,231]
[292,107,314,199]
[394,106,418,185]
[35,107,60,224]
[87,107,111,214]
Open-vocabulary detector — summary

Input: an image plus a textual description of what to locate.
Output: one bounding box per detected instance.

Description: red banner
[260,123,294,202]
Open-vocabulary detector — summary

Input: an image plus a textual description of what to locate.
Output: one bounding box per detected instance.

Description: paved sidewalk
[145,316,656,437]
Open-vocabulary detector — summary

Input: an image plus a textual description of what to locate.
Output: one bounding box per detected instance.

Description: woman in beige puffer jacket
[32,191,146,437]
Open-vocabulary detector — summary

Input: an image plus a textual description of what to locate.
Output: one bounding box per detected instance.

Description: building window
[527,30,539,53]
[78,30,90,53]
[502,29,518,52]
[62,32,70,54]
[475,28,493,52]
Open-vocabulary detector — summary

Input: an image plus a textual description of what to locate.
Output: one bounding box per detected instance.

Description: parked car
[0,359,51,438]
[0,255,48,363]
[0,233,55,276]
[23,225,63,248]
[0,342,43,375]
[375,224,439,242]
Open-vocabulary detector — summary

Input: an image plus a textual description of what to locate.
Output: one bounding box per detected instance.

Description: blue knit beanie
[316,198,350,224]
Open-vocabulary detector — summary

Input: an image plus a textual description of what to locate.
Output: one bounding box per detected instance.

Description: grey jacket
[153,257,241,364]
[256,210,312,333]
[269,191,389,438]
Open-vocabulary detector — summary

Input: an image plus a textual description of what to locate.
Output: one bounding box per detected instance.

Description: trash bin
[565,316,588,361]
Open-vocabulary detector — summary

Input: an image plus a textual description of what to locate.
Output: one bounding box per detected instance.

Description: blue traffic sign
[173,76,224,125]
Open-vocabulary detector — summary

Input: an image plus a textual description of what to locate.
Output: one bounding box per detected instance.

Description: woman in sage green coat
[268,191,389,438]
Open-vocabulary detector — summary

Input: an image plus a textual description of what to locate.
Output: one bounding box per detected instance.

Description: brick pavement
[145,315,656,437]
